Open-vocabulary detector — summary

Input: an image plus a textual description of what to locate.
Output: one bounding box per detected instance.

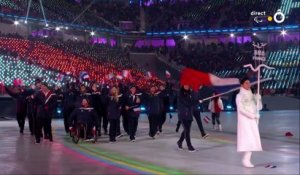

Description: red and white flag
[180,68,240,91]
[116,74,123,80]
[203,116,211,124]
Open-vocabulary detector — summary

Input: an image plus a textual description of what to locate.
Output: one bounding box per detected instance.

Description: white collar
[239,87,253,96]
[79,107,94,110]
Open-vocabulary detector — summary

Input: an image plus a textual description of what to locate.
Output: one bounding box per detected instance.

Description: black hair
[180,86,191,96]
[82,98,90,105]
[240,77,250,85]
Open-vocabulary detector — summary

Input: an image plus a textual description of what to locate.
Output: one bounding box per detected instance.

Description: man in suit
[146,85,162,139]
[124,85,141,142]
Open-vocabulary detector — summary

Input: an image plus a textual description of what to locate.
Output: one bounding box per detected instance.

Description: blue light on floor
[226,105,232,110]
[140,106,146,111]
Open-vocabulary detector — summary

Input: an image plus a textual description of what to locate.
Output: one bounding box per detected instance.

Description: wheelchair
[69,122,98,144]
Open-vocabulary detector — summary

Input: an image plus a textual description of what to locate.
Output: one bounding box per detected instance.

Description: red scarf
[214,98,221,113]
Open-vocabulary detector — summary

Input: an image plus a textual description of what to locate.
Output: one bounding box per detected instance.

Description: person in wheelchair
[68,98,99,141]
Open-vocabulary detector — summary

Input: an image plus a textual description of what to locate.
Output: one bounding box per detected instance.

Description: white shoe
[218,125,222,132]
[117,134,123,138]
[213,125,218,130]
[242,159,254,168]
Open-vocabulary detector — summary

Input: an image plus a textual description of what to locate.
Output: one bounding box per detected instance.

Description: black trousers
[128,116,138,140]
[16,112,26,133]
[27,113,34,135]
[95,110,102,135]
[212,112,221,125]
[109,119,118,141]
[176,111,206,137]
[102,111,108,133]
[63,107,74,133]
[116,118,121,136]
[34,117,43,143]
[121,111,129,134]
[43,117,53,141]
[158,111,167,132]
[178,120,194,150]
[193,111,206,136]
[148,114,159,137]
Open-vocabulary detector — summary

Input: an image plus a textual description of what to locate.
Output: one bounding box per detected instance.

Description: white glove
[255,94,261,100]
[255,114,260,119]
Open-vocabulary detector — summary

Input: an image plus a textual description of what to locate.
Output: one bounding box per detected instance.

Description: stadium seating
[0,54,69,87]
[0,37,162,89]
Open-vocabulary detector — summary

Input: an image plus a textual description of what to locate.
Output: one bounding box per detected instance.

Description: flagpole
[256,67,260,124]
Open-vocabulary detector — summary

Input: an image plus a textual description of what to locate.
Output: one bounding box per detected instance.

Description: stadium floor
[0,111,299,175]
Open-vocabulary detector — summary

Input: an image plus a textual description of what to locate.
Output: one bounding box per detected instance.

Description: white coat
[236,87,262,152]
[208,98,224,113]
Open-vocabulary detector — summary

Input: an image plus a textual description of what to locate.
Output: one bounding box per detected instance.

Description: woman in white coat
[236,77,262,168]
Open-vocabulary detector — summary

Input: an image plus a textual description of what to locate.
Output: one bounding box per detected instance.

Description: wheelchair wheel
[92,130,97,143]
[72,127,80,144]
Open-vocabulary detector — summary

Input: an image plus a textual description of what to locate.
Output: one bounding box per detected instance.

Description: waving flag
[180,68,240,91]
[116,74,123,80]
[165,70,171,78]
[79,71,89,82]
[105,73,114,80]
[57,73,65,81]
[13,78,24,86]
[122,70,130,78]
[146,71,152,78]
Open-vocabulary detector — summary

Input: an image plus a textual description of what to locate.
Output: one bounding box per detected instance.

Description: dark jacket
[68,107,98,127]
[35,91,57,119]
[63,89,77,109]
[145,93,162,115]
[90,91,104,113]
[124,93,141,117]
[177,89,196,121]
[106,95,122,119]
[159,89,169,112]
[26,95,35,115]
[191,91,201,112]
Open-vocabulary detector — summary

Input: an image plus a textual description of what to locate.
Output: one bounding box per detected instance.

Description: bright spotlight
[183,35,188,40]
[45,23,49,27]
[253,33,257,36]
[65,26,69,30]
[24,20,28,24]
[14,21,19,25]
[281,30,287,36]
[55,27,60,31]
[230,33,234,37]
[90,31,95,36]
